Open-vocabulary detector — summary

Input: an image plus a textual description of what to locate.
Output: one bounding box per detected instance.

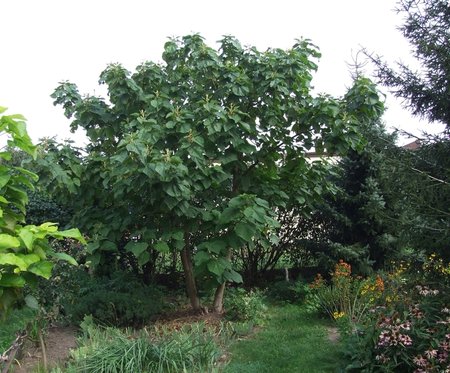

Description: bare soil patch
[12,326,77,373]
[327,326,340,343]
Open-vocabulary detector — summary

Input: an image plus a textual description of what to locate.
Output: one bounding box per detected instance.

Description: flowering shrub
[306,260,384,328]
[341,255,450,372]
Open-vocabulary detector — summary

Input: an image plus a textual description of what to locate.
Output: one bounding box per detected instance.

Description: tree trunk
[212,248,232,313]
[180,234,201,311]
[212,282,226,313]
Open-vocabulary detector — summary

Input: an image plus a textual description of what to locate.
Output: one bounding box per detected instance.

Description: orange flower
[375,275,385,292]
[333,260,351,278]
[309,273,325,289]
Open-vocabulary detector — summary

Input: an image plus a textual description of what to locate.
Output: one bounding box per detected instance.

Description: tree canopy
[40,35,384,311]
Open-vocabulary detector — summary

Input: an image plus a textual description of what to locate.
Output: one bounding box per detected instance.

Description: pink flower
[425,349,438,359]
[413,355,427,367]
[400,321,411,331]
[398,334,413,346]
[438,351,448,363]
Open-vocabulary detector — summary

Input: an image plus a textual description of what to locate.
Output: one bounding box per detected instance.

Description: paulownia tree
[41,35,383,312]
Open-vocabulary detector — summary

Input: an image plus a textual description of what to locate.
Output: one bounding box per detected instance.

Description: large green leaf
[0,173,11,188]
[27,261,53,279]
[223,269,243,283]
[0,253,28,271]
[198,240,226,254]
[0,234,20,250]
[234,222,255,242]
[194,251,210,266]
[99,240,117,252]
[0,274,26,287]
[16,253,40,267]
[218,207,240,225]
[207,260,226,277]
[18,228,35,251]
[49,252,78,266]
[154,241,170,253]
[24,294,40,310]
[51,228,86,244]
[137,251,150,266]
[124,242,148,257]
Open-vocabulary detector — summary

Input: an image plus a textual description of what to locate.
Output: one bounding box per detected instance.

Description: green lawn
[224,303,342,373]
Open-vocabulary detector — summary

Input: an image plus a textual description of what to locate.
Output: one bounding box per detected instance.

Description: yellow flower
[332,311,345,320]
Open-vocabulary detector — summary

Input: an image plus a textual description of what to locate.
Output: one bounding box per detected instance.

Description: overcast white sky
[1,0,445,146]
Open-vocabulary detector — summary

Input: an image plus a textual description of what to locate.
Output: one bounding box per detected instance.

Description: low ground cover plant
[64,271,166,327]
[265,279,309,304]
[224,288,267,324]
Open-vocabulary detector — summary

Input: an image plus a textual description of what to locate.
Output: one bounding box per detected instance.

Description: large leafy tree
[42,35,383,312]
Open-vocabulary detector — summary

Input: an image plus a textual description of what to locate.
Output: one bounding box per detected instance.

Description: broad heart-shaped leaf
[0,273,26,287]
[223,269,243,283]
[198,240,226,254]
[18,228,35,251]
[234,222,256,242]
[49,252,78,266]
[86,241,100,254]
[154,241,170,253]
[0,253,28,271]
[194,250,210,266]
[137,251,150,266]
[24,294,39,310]
[0,173,11,188]
[0,234,20,250]
[99,240,117,252]
[51,228,86,244]
[207,260,226,277]
[27,261,53,279]
[124,242,148,257]
[38,222,58,230]
[16,253,40,267]
[218,207,240,225]
[207,257,232,277]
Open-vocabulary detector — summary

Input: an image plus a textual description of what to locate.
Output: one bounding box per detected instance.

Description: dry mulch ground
[11,326,77,373]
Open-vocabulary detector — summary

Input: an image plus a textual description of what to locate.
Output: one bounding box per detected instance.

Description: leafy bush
[266,280,309,303]
[28,240,88,322]
[65,271,165,327]
[0,107,84,316]
[224,288,267,324]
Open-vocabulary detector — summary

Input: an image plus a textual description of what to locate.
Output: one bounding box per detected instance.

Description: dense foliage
[38,35,384,312]
[0,107,84,316]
